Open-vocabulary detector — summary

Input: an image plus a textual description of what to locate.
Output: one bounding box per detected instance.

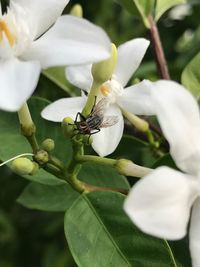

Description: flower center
[99,75,123,103]
[0,19,15,47]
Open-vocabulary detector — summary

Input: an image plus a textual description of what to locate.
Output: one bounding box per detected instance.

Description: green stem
[121,107,149,132]
[81,80,101,117]
[76,154,116,166]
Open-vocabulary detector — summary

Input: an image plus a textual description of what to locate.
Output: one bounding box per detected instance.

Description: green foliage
[155,0,186,21]
[181,51,200,100]
[65,191,180,267]
[17,183,79,212]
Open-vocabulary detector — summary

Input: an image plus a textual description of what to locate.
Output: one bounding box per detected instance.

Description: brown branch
[148,15,170,80]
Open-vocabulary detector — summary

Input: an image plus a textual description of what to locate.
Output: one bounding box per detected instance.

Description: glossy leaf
[155,0,186,21]
[17,182,79,212]
[181,52,200,100]
[65,191,181,267]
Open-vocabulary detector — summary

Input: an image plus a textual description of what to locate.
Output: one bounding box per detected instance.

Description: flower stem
[148,15,170,80]
[83,183,129,195]
[81,80,101,117]
[76,154,116,166]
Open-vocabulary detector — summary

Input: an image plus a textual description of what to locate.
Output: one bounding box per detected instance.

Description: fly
[74,97,119,137]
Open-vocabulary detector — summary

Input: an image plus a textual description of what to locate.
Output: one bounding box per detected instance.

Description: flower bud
[70,4,83,17]
[30,162,39,175]
[92,43,117,84]
[62,117,76,138]
[11,157,34,176]
[41,138,55,152]
[115,159,151,177]
[34,150,49,165]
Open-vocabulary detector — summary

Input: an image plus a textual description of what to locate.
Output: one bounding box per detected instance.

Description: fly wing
[100,116,119,128]
[91,98,110,117]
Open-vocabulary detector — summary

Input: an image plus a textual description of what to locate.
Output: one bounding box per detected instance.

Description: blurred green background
[1,0,200,266]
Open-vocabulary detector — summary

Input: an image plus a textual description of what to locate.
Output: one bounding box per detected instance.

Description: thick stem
[148,15,170,80]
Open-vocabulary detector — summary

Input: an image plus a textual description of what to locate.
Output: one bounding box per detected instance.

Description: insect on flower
[74,97,119,138]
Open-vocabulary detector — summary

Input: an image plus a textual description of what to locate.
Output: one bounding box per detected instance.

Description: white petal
[118,80,155,115]
[189,198,200,267]
[124,166,198,240]
[0,58,40,112]
[41,97,86,122]
[152,80,200,175]
[24,15,111,69]
[65,64,93,91]
[114,38,150,87]
[92,105,124,157]
[11,0,69,39]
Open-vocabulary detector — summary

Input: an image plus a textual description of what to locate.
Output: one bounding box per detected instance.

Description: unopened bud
[92,43,117,84]
[115,159,151,177]
[34,150,49,165]
[70,4,83,17]
[41,138,55,152]
[62,117,76,138]
[30,162,39,175]
[11,157,34,176]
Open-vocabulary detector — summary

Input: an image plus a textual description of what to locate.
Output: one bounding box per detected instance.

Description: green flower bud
[62,117,76,138]
[34,150,49,165]
[92,43,118,84]
[30,162,39,175]
[115,159,151,177]
[70,4,83,17]
[41,138,55,152]
[11,157,34,176]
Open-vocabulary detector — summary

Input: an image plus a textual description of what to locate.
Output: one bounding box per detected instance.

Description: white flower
[0,0,111,112]
[41,38,150,157]
[124,80,200,267]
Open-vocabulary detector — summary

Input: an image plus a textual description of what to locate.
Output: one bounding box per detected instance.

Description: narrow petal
[0,58,40,112]
[11,0,69,39]
[118,80,155,115]
[152,80,200,175]
[41,97,86,122]
[124,166,198,240]
[189,198,200,267]
[23,15,111,68]
[65,64,93,91]
[114,38,150,87]
[92,105,124,157]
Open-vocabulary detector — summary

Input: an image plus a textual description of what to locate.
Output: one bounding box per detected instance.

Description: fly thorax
[99,75,123,103]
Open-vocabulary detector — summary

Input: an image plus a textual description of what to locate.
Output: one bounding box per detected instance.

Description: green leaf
[155,0,186,21]
[79,162,130,189]
[133,0,155,27]
[114,0,139,15]
[17,183,79,212]
[181,52,200,100]
[115,0,155,28]
[0,97,72,184]
[65,191,180,267]
[42,67,78,96]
